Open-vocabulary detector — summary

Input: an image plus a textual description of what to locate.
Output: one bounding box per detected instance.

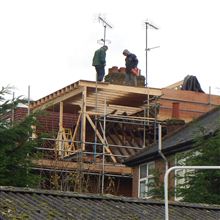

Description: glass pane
[148,162,155,175]
[139,180,146,197]
[140,165,147,178]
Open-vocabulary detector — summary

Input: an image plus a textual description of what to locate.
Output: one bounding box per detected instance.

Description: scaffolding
[28,78,220,194]
[29,80,163,194]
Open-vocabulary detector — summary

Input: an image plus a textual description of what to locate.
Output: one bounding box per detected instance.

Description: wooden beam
[86,114,117,163]
[79,80,162,96]
[81,87,87,151]
[32,159,132,175]
[30,86,84,111]
[165,80,183,89]
[59,102,63,129]
[71,112,82,151]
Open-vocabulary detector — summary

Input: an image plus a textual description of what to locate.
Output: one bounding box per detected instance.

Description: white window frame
[138,161,155,198]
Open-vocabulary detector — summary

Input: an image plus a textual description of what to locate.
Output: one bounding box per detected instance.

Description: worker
[122,49,138,86]
[92,45,108,82]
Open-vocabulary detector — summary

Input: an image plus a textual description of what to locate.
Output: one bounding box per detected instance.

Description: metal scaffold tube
[101,98,107,194]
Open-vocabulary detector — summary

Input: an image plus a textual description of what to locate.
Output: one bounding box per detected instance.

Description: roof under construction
[30,80,162,115]
[27,79,220,194]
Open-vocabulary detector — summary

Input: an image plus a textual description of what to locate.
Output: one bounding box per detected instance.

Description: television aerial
[145,20,159,87]
[97,15,112,46]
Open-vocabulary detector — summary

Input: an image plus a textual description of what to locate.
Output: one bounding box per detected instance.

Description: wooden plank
[32,159,132,175]
[81,88,87,151]
[88,89,130,98]
[30,86,84,111]
[71,112,82,151]
[59,102,63,128]
[86,114,117,163]
[79,80,162,96]
[165,80,183,89]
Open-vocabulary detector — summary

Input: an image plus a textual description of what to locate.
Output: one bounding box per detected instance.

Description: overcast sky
[1,0,220,100]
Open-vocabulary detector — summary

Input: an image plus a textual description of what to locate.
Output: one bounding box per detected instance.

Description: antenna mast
[98,16,112,46]
[145,21,159,87]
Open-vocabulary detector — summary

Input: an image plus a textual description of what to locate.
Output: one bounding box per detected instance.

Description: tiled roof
[1,186,220,220]
[124,106,220,166]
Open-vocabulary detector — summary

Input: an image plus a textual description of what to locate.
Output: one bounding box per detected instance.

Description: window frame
[138,161,155,198]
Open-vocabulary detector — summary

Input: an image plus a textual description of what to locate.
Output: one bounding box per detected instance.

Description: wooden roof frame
[30,80,162,115]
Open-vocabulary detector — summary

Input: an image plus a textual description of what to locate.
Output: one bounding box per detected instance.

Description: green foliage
[147,168,175,200]
[0,86,41,187]
[176,129,220,204]
[147,123,220,203]
[147,169,164,199]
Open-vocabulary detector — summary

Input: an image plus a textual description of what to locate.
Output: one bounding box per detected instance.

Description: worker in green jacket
[92,45,108,81]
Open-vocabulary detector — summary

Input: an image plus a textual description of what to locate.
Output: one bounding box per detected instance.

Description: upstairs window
[139,161,155,198]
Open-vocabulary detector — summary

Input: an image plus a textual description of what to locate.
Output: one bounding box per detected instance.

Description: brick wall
[105,66,145,86]
[132,166,139,197]
[14,107,28,121]
[36,110,78,135]
[11,107,79,136]
[159,88,220,122]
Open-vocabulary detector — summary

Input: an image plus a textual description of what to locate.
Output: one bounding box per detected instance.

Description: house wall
[10,87,220,198]
[11,107,78,135]
[13,107,28,121]
[131,156,176,199]
[159,88,220,122]
[2,107,28,123]
[36,110,78,135]
[132,167,139,197]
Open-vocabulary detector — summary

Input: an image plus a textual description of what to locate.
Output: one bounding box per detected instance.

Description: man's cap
[102,45,108,50]
[123,49,130,55]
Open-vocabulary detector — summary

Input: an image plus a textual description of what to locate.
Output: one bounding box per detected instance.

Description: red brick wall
[14,107,28,121]
[36,110,78,135]
[10,107,78,136]
[132,166,139,197]
[159,88,220,122]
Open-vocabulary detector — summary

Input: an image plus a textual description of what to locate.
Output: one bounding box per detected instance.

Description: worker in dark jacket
[123,49,138,86]
[92,45,108,82]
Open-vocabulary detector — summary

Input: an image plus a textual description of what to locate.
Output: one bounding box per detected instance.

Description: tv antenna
[145,21,159,87]
[97,16,112,46]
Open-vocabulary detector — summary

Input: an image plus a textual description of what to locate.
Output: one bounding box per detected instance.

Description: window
[139,161,155,198]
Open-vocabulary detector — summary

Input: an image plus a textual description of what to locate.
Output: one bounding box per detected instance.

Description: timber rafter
[30,80,162,115]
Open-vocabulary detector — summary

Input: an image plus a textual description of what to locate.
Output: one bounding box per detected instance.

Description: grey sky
[1,0,220,100]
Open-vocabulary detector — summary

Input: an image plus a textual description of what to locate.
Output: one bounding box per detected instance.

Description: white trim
[138,161,155,198]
